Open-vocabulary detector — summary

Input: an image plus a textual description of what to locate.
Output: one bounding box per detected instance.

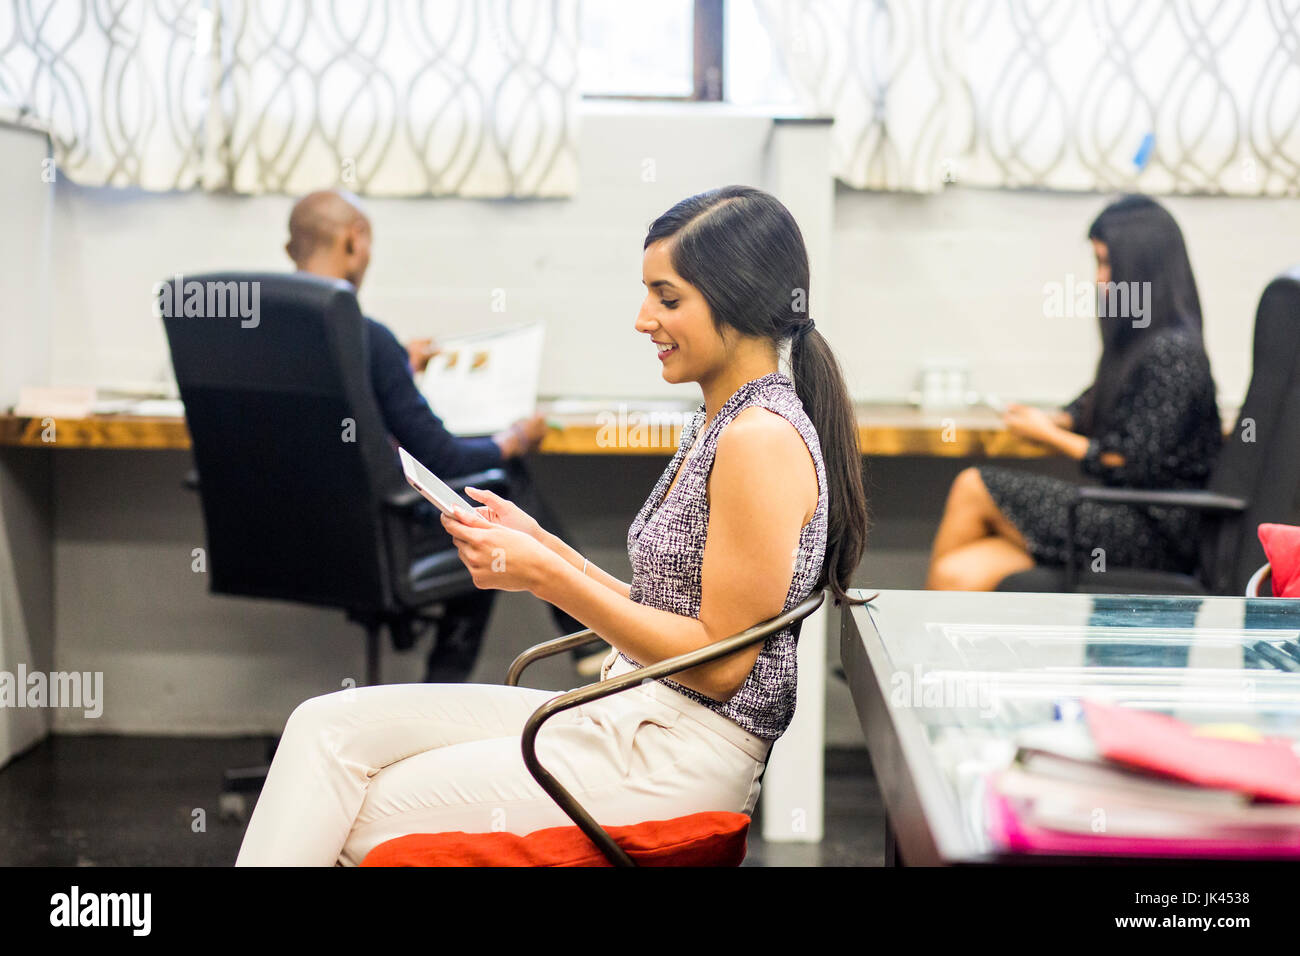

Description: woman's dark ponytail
[645,186,870,606]
[791,325,870,605]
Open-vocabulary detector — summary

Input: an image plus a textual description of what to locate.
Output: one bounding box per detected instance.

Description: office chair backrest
[1206,269,1300,592]
[161,272,405,614]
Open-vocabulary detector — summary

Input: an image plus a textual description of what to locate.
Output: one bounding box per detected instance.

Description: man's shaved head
[287,189,373,288]
[286,189,369,265]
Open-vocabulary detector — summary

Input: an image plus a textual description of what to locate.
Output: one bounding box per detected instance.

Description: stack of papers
[12,385,183,418]
[91,398,186,418]
[12,385,98,418]
[986,701,1300,858]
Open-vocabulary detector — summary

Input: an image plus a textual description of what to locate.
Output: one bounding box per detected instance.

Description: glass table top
[846,589,1300,859]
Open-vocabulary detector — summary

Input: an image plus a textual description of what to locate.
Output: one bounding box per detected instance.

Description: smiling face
[635,239,729,385]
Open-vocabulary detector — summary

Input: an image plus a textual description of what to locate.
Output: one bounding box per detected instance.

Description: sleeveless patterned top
[620,370,829,741]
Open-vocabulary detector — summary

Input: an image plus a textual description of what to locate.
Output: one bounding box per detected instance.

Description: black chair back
[1206,269,1300,591]
[161,272,405,615]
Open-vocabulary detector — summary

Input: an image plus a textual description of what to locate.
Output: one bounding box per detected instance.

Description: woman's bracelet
[581,557,589,576]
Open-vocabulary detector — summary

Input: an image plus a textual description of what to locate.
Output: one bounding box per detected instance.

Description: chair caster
[218,792,248,823]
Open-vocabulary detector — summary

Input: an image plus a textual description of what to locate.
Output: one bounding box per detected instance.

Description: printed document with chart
[418,322,545,435]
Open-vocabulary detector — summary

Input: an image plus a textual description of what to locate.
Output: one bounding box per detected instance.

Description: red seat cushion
[1258,523,1300,597]
[360,811,750,867]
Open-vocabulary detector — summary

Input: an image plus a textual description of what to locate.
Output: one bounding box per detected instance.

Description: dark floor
[0,735,884,866]
[745,747,886,866]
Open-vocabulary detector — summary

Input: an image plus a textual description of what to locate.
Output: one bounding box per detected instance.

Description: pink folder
[1081,699,1300,804]
[986,784,1300,859]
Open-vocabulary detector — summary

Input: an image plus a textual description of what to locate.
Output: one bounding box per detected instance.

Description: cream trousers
[235,650,772,866]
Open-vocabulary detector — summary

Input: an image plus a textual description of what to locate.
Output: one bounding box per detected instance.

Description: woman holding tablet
[235,186,870,866]
[925,195,1222,591]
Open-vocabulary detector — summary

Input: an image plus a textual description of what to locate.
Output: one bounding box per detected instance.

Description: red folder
[1082,700,1300,804]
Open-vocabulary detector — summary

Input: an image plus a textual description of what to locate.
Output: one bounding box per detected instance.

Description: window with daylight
[579,0,724,100]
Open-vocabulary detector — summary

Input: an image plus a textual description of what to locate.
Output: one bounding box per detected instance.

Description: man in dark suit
[285,189,582,681]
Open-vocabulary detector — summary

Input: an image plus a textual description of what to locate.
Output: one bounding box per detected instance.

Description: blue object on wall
[1133,132,1155,171]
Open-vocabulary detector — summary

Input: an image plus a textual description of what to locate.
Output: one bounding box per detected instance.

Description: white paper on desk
[13,385,97,418]
[120,398,187,417]
[418,323,545,435]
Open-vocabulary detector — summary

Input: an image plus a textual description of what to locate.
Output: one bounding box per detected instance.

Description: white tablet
[398,446,476,518]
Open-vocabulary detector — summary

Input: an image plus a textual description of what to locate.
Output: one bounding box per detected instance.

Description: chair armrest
[1076,486,1248,513]
[382,467,511,610]
[1062,487,1248,591]
[516,590,825,866]
[445,468,509,495]
[383,486,425,513]
[505,629,608,686]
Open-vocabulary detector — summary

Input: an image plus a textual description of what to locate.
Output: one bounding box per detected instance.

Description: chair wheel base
[218,792,248,823]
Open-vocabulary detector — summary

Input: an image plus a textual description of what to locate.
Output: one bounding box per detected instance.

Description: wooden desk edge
[0,413,1053,458]
[0,415,193,450]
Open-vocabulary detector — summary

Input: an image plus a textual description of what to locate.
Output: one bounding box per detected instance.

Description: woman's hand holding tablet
[399,445,564,591]
[462,485,543,539]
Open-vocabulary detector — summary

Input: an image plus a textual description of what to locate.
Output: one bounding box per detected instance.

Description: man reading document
[286,189,584,680]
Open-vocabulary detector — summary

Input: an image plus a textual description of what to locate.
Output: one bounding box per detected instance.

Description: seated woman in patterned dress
[235,186,871,865]
[926,195,1223,591]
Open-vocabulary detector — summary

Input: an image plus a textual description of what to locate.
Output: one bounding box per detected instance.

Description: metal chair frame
[1246,562,1272,598]
[503,590,826,867]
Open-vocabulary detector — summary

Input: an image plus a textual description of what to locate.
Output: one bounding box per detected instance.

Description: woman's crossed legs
[926,467,1034,591]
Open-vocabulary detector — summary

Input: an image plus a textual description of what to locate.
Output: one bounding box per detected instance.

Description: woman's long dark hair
[644,186,869,606]
[1078,194,1207,434]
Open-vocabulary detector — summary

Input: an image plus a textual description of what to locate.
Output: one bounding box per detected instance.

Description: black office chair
[998,268,1300,596]
[161,272,506,813]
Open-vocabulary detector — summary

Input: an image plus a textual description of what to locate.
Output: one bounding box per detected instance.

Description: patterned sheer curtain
[0,0,214,189]
[753,0,1300,196]
[0,0,580,197]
